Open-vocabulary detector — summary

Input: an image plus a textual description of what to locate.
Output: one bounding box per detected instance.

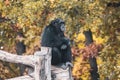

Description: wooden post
[34,47,51,80]
[51,66,73,80]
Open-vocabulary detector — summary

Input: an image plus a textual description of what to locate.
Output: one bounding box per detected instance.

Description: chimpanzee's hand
[61,44,67,50]
[63,37,71,45]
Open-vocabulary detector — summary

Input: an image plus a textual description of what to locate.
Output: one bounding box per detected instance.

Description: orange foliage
[72,42,103,79]
[72,42,103,59]
[80,42,103,60]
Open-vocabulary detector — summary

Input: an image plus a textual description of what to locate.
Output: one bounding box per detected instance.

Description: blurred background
[0,0,120,80]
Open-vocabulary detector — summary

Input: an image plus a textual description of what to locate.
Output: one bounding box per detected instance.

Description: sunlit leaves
[72,54,90,80]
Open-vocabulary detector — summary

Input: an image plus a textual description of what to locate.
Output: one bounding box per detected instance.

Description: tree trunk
[83,29,100,80]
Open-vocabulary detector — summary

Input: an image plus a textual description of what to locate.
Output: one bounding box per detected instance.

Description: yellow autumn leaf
[74,33,85,42]
[93,35,105,44]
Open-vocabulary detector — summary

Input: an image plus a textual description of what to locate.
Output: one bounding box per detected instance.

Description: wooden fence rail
[0,47,73,80]
[0,47,51,80]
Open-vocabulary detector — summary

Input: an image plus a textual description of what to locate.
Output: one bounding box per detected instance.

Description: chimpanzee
[41,18,72,69]
[15,32,26,76]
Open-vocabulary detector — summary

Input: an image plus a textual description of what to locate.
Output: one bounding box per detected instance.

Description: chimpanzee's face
[51,18,66,32]
[60,23,65,32]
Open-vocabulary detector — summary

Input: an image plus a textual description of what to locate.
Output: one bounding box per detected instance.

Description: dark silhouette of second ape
[15,32,26,76]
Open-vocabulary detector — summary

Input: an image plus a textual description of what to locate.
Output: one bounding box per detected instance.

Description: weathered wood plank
[0,50,35,67]
[34,47,51,80]
[5,75,34,80]
[51,66,73,80]
[0,47,73,80]
[0,47,51,80]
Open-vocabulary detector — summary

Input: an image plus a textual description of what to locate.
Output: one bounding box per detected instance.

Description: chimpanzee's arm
[41,26,63,47]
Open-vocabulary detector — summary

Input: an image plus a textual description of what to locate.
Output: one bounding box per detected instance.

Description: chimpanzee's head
[50,18,66,32]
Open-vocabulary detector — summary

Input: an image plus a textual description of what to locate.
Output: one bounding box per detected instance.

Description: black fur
[15,32,26,76]
[41,18,72,65]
